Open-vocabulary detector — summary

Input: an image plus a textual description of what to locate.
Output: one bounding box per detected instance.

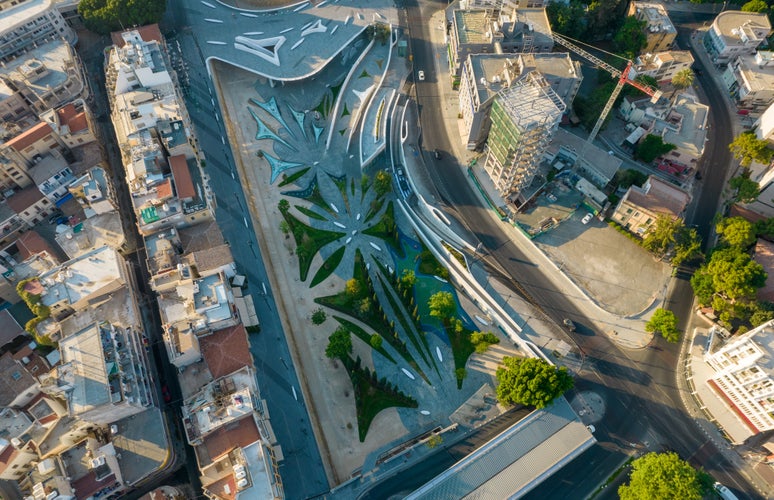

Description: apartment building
[721,51,774,117]
[627,2,677,53]
[458,52,581,149]
[611,175,691,235]
[0,0,76,64]
[183,367,284,499]
[106,27,213,236]
[632,50,694,85]
[482,73,564,207]
[4,185,54,226]
[756,101,774,143]
[145,223,238,369]
[0,39,88,117]
[704,10,772,66]
[704,320,774,443]
[40,100,96,149]
[448,7,553,86]
[620,93,709,174]
[461,0,545,8]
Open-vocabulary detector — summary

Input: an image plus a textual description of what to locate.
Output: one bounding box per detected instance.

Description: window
[11,371,21,380]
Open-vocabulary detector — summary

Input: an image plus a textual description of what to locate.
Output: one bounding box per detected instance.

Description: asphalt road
[401,0,759,498]
[158,3,330,498]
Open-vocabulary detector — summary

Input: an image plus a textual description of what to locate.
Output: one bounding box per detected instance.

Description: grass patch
[364,196,386,223]
[306,181,336,215]
[246,325,261,334]
[333,176,349,213]
[343,356,417,442]
[278,167,310,187]
[334,316,396,364]
[363,201,404,258]
[359,69,370,79]
[310,246,346,287]
[417,244,450,279]
[295,205,327,221]
[279,210,344,281]
[377,275,437,374]
[341,103,350,117]
[589,457,635,499]
[444,318,476,389]
[316,251,429,383]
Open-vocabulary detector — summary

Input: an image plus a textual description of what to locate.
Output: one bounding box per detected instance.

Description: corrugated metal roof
[408,396,595,500]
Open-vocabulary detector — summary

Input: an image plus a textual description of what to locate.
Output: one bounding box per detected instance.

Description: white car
[582,213,593,225]
[418,70,425,81]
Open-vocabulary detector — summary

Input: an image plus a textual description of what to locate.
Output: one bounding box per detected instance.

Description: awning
[55,192,74,207]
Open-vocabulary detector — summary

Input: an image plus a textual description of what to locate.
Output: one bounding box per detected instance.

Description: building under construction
[483,73,564,208]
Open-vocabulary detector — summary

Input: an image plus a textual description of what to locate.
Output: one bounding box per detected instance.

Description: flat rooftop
[736,51,774,93]
[714,10,771,39]
[39,245,124,308]
[549,128,622,181]
[0,0,51,33]
[454,9,491,45]
[662,93,708,158]
[2,39,75,94]
[58,323,112,415]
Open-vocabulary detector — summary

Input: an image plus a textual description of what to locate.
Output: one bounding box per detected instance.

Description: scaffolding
[483,73,564,205]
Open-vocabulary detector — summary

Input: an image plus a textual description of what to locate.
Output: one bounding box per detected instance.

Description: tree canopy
[635,135,676,163]
[729,169,761,203]
[613,169,648,190]
[613,17,647,59]
[325,326,352,360]
[741,0,770,12]
[716,216,757,249]
[729,132,774,167]
[495,357,574,409]
[428,291,456,320]
[645,308,680,343]
[374,170,392,198]
[618,452,709,500]
[78,0,167,35]
[643,215,683,256]
[671,68,694,94]
[691,247,767,302]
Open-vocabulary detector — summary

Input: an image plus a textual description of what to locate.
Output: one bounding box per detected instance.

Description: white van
[714,482,739,500]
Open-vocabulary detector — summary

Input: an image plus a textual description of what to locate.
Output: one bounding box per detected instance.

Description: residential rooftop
[625,175,690,217]
[0,0,52,34]
[630,1,675,33]
[734,51,774,94]
[714,10,771,39]
[662,93,709,159]
[182,367,257,445]
[2,39,78,96]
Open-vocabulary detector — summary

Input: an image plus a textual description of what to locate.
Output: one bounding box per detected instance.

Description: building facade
[703,10,772,66]
[482,73,564,207]
[627,2,677,53]
[0,0,76,63]
[721,51,774,117]
[611,175,691,235]
[632,50,694,84]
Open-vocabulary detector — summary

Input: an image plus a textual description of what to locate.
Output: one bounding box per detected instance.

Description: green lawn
[310,246,346,287]
[279,167,310,187]
[363,201,404,257]
[295,205,327,221]
[280,211,343,281]
[333,316,396,364]
[444,319,476,389]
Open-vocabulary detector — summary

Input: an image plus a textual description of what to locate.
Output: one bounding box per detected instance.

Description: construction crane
[549,33,663,150]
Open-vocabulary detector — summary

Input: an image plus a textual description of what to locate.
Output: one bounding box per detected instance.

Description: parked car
[582,213,593,225]
[48,212,64,224]
[418,70,425,81]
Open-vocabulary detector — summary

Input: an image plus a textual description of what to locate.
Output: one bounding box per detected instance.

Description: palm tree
[671,69,695,99]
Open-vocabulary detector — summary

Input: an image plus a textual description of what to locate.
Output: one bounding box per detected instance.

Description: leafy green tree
[374,170,392,198]
[471,331,500,353]
[325,327,352,360]
[694,247,767,301]
[428,291,456,320]
[716,217,757,248]
[613,17,647,59]
[618,452,708,500]
[358,297,372,315]
[278,199,290,213]
[369,333,383,349]
[425,434,443,449]
[399,269,417,289]
[690,271,715,305]
[546,0,588,39]
[613,169,648,190]
[645,308,681,343]
[755,217,774,240]
[311,308,327,325]
[729,168,761,203]
[279,220,290,238]
[742,0,769,12]
[643,215,683,255]
[78,0,167,35]
[496,357,574,409]
[635,135,677,163]
[729,132,774,167]
[673,227,704,267]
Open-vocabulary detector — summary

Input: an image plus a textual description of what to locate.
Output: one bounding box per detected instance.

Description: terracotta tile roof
[155,178,173,200]
[5,122,54,152]
[111,24,163,47]
[169,155,195,199]
[67,112,89,133]
[5,186,46,213]
[200,324,253,379]
[56,104,77,126]
[625,176,690,217]
[12,345,50,379]
[22,279,44,295]
[203,416,260,464]
[179,222,226,254]
[16,230,56,261]
[71,471,116,500]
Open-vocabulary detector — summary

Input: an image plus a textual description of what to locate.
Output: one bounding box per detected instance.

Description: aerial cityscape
[0,0,773,499]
